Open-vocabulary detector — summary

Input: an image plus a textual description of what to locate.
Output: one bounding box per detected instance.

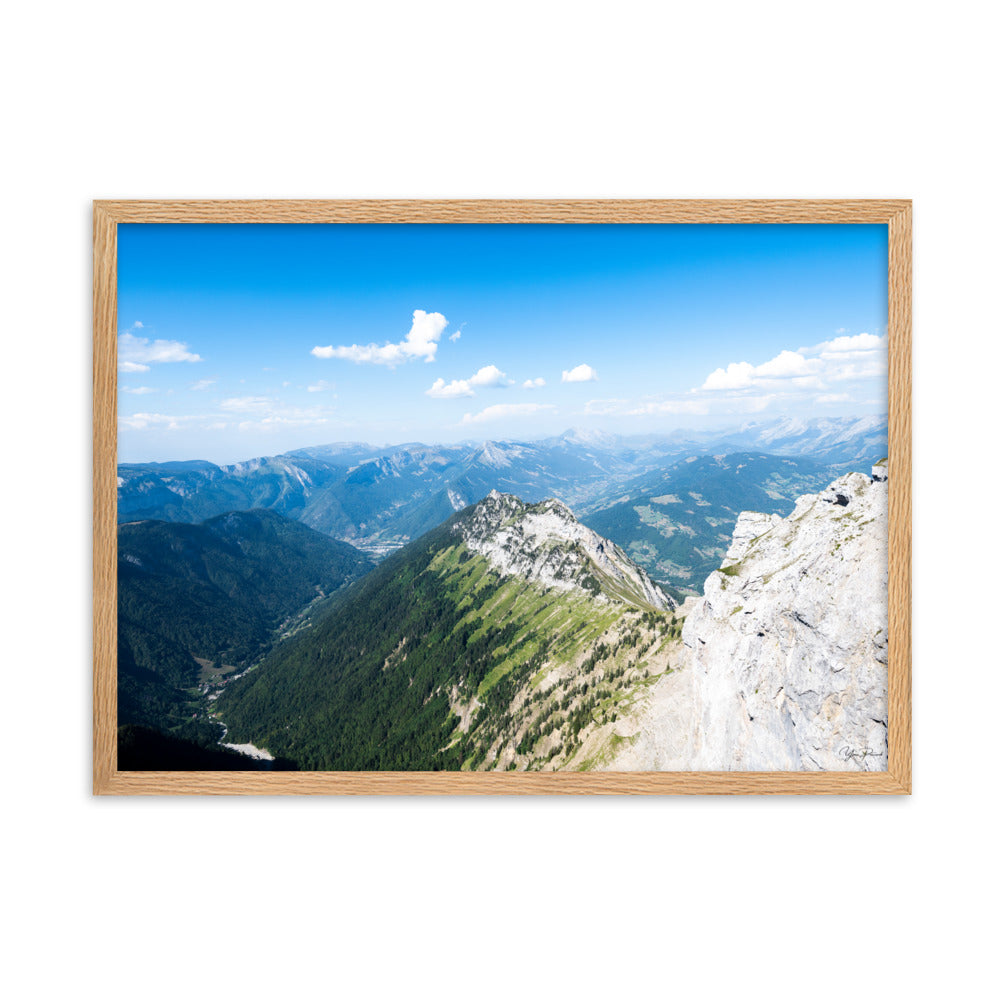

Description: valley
[117,509,372,759]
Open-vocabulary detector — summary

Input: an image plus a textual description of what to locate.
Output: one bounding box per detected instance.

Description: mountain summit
[457,491,673,612]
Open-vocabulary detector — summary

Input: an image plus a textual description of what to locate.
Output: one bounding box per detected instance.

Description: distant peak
[556,427,619,448]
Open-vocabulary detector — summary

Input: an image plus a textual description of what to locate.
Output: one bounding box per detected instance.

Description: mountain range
[117,415,886,585]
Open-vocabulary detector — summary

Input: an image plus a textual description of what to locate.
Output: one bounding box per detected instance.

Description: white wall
[3,3,993,996]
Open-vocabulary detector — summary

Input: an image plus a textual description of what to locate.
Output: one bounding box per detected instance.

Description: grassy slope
[217,511,685,771]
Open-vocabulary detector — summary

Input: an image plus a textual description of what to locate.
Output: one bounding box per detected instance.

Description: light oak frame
[93,200,911,795]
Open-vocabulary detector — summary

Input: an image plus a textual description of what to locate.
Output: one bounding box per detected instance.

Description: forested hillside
[117,509,372,749]
[217,496,685,770]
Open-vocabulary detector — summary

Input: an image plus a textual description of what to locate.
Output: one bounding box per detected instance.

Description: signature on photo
[839,745,884,769]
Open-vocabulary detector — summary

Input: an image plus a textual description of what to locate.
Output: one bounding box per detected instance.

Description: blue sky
[117,223,888,464]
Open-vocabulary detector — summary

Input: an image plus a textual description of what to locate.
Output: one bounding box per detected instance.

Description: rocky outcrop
[680,466,889,770]
[456,490,674,612]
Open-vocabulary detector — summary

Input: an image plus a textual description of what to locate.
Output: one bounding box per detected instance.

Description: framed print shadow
[93,200,911,795]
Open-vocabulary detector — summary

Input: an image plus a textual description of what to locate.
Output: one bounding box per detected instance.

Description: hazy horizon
[117,412,889,469]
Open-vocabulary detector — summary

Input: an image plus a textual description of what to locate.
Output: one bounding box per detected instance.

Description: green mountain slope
[581,452,838,595]
[216,495,686,771]
[118,509,373,746]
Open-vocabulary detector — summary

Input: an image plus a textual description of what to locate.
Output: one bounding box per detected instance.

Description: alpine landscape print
[113,221,891,774]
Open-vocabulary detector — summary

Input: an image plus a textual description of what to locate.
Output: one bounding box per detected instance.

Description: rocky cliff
[456,490,674,612]
[680,464,889,770]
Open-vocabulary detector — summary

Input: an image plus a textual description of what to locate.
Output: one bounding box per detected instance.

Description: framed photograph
[93,200,911,794]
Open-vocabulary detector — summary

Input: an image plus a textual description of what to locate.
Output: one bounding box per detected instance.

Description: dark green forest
[117,509,372,757]
[217,511,488,769]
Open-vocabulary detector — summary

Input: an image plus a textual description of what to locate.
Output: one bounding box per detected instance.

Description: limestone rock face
[681,469,888,770]
[456,490,674,612]
[725,511,783,565]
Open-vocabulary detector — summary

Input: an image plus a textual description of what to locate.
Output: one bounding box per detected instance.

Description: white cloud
[703,352,822,391]
[469,364,511,387]
[630,398,711,416]
[808,332,888,382]
[449,329,462,342]
[584,398,627,415]
[119,412,208,431]
[523,377,546,390]
[131,321,144,330]
[427,377,474,399]
[219,396,272,412]
[461,403,555,425]
[562,363,598,383]
[312,309,449,366]
[755,350,820,379]
[231,400,335,432]
[827,360,886,382]
[814,331,884,359]
[701,361,755,391]
[118,331,201,372]
[701,333,886,395]
[121,386,156,395]
[631,394,775,416]
[602,330,885,421]
[189,379,216,391]
[121,397,337,435]
[426,365,511,398]
[237,413,330,432]
[307,379,333,392]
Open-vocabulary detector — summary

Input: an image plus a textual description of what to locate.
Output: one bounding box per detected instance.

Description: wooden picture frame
[94,199,911,795]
